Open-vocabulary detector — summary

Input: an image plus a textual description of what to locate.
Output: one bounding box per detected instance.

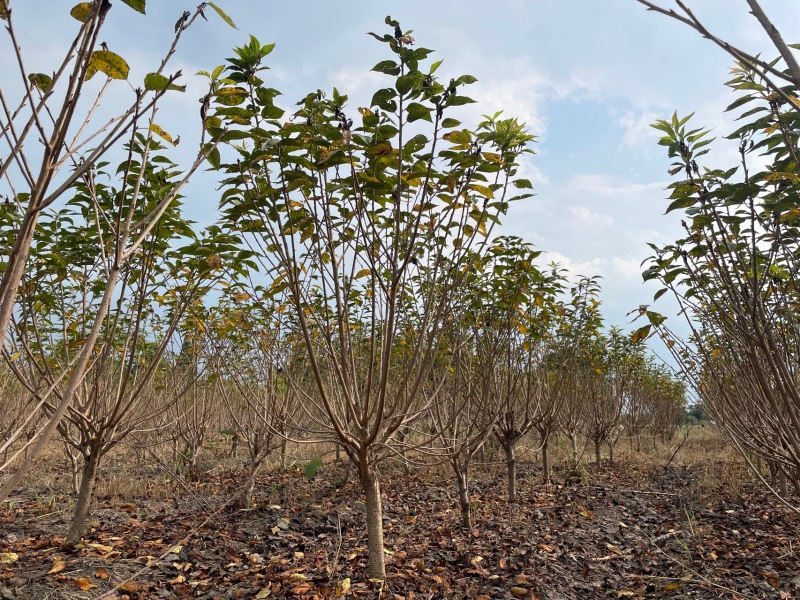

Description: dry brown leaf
[289,582,312,595]
[95,567,110,580]
[48,557,66,574]
[120,581,141,592]
[75,577,97,591]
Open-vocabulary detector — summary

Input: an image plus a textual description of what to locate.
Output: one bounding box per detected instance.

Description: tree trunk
[456,467,471,529]
[594,438,602,468]
[360,468,386,580]
[608,440,614,465]
[541,434,550,484]
[568,432,578,470]
[67,447,101,545]
[396,428,411,476]
[238,458,261,509]
[505,440,517,501]
[779,467,788,496]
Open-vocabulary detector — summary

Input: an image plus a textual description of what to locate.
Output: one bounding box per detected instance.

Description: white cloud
[568,205,614,234]
[617,110,660,151]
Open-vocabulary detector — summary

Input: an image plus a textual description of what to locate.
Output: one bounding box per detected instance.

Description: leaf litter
[0,459,798,599]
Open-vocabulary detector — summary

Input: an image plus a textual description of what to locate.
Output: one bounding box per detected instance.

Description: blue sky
[4,0,800,349]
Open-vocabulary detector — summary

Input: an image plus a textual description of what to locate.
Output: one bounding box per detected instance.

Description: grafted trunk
[238,454,263,509]
[396,428,411,476]
[541,434,550,484]
[360,467,386,580]
[455,466,471,529]
[67,446,101,545]
[594,437,602,468]
[504,440,517,501]
[567,432,578,469]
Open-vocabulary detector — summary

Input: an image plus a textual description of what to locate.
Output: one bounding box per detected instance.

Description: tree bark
[67,446,101,545]
[608,440,615,465]
[541,435,550,484]
[569,432,578,470]
[504,440,517,501]
[456,468,471,529]
[779,467,788,497]
[594,438,602,468]
[360,468,386,580]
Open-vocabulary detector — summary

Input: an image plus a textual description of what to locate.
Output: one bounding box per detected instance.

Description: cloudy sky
[4,0,800,346]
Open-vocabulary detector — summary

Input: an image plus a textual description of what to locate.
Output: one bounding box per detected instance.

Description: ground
[0,436,798,599]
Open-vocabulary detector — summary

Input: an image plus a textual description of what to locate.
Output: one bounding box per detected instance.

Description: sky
[4,0,800,354]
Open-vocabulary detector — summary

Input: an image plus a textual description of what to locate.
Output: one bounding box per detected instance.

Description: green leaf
[372,60,400,76]
[28,73,53,92]
[70,2,93,22]
[513,179,533,189]
[85,50,130,81]
[446,94,476,106]
[207,2,238,29]
[371,88,397,112]
[441,118,460,128]
[120,0,145,14]
[204,143,221,169]
[406,102,432,123]
[149,123,176,145]
[396,74,417,95]
[144,72,186,92]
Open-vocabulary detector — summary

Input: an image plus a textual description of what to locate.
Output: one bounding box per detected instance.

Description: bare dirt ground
[1,436,798,599]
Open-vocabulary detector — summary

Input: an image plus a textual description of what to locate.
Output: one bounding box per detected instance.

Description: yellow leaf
[470,184,494,199]
[85,50,130,81]
[354,268,371,279]
[70,2,93,22]
[367,142,393,156]
[149,123,175,145]
[510,586,529,598]
[517,323,528,335]
[335,577,351,597]
[255,588,272,599]
[664,583,681,591]
[0,552,18,564]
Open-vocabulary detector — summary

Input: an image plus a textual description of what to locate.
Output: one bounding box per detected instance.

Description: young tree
[557,277,604,469]
[0,0,235,503]
[214,21,536,578]
[639,64,800,502]
[4,136,235,542]
[481,238,560,498]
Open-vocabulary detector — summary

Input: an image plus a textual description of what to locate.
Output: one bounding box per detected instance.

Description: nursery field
[1,430,798,600]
